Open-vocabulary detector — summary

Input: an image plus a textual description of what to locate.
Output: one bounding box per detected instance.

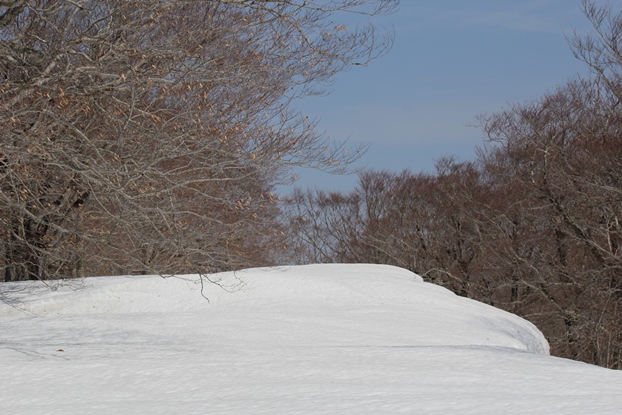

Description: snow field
[1,264,621,414]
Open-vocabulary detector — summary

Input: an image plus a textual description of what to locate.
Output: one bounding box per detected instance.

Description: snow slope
[1,264,621,414]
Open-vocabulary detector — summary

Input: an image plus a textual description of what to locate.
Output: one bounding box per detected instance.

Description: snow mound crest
[0,264,548,355]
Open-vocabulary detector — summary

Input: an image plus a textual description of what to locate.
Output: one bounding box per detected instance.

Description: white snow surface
[1,263,621,414]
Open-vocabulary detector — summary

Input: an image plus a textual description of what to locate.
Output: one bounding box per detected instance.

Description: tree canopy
[0,0,397,280]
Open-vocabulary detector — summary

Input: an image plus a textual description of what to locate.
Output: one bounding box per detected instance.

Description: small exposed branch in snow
[198,273,211,303]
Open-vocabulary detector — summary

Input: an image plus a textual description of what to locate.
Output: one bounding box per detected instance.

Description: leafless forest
[285,1,622,369]
[0,0,395,278]
[3,1,622,369]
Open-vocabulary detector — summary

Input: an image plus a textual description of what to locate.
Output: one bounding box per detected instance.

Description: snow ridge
[2,264,622,415]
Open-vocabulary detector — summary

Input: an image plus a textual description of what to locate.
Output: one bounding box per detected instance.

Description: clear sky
[290,0,609,191]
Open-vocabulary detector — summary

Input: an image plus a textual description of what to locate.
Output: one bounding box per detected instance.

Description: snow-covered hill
[1,264,621,414]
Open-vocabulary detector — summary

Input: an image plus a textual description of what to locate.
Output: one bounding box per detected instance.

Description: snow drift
[1,264,621,414]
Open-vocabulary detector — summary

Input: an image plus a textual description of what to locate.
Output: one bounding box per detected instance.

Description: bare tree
[477,74,622,368]
[285,165,485,292]
[286,80,622,368]
[0,0,397,280]
[285,0,622,369]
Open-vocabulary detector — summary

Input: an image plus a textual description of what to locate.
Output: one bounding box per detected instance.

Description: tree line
[4,0,622,370]
[285,1,622,369]
[0,0,395,280]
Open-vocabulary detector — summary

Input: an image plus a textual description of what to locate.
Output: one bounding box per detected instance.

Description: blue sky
[290,0,608,191]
